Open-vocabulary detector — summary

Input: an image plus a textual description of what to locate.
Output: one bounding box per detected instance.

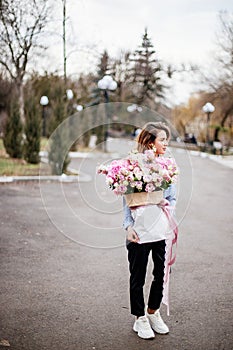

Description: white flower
[123,180,129,186]
[143,174,152,183]
[152,172,159,181]
[134,171,143,180]
[106,177,114,185]
[120,167,129,175]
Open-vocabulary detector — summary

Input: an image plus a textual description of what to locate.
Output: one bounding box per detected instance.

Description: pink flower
[127,173,134,182]
[145,183,155,192]
[135,181,143,190]
[113,184,127,195]
[97,164,108,174]
[97,149,179,196]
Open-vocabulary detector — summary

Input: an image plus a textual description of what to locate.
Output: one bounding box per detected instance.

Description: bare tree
[61,0,67,85]
[202,11,233,141]
[215,11,233,84]
[0,0,49,123]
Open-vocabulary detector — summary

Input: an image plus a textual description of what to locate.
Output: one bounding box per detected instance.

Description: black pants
[127,240,166,317]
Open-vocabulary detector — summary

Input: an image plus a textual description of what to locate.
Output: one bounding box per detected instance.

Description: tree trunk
[214,110,231,141]
[221,111,230,128]
[214,126,221,141]
[15,80,25,125]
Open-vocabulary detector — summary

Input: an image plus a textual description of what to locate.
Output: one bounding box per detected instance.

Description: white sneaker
[146,310,169,334]
[133,315,155,339]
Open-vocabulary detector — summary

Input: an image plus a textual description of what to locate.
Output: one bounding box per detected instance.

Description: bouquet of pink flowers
[97,149,179,196]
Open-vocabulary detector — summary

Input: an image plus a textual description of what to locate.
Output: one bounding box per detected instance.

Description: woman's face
[152,130,169,155]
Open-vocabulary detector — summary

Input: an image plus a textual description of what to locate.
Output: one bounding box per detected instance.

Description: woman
[123,122,176,340]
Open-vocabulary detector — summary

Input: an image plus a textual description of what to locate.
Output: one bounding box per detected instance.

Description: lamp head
[40,96,49,106]
[202,102,215,113]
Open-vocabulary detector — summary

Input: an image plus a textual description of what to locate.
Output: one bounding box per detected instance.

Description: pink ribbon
[158,199,178,315]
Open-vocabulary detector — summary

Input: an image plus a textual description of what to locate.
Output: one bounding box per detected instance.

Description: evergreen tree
[90,50,111,106]
[88,50,111,147]
[130,28,165,107]
[3,101,23,158]
[48,125,70,175]
[48,91,70,175]
[24,98,41,164]
[50,89,66,129]
[111,51,132,102]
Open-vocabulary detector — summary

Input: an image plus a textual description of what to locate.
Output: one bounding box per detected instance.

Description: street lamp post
[40,95,49,137]
[127,104,143,137]
[97,75,117,151]
[66,89,74,100]
[202,102,215,146]
[66,88,75,117]
[66,88,84,112]
[76,104,83,112]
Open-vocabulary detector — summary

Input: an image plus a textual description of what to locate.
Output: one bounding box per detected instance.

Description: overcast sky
[43,0,233,105]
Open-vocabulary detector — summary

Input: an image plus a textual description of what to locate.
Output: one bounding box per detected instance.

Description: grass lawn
[0,138,47,176]
[0,158,41,176]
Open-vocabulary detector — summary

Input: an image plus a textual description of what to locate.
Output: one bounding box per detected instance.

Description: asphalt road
[0,150,233,350]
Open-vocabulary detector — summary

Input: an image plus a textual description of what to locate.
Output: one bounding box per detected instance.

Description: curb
[0,173,92,184]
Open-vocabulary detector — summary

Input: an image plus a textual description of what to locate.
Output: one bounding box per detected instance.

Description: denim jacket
[122,184,176,230]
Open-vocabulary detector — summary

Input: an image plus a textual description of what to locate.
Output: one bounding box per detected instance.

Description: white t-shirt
[131,204,169,244]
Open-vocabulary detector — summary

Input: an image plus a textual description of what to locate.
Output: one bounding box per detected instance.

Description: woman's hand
[127,226,139,243]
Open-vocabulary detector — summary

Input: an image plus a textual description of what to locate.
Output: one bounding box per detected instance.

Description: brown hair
[137,122,171,153]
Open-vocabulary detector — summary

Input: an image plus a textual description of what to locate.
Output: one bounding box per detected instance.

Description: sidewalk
[205,153,233,169]
[175,149,233,169]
